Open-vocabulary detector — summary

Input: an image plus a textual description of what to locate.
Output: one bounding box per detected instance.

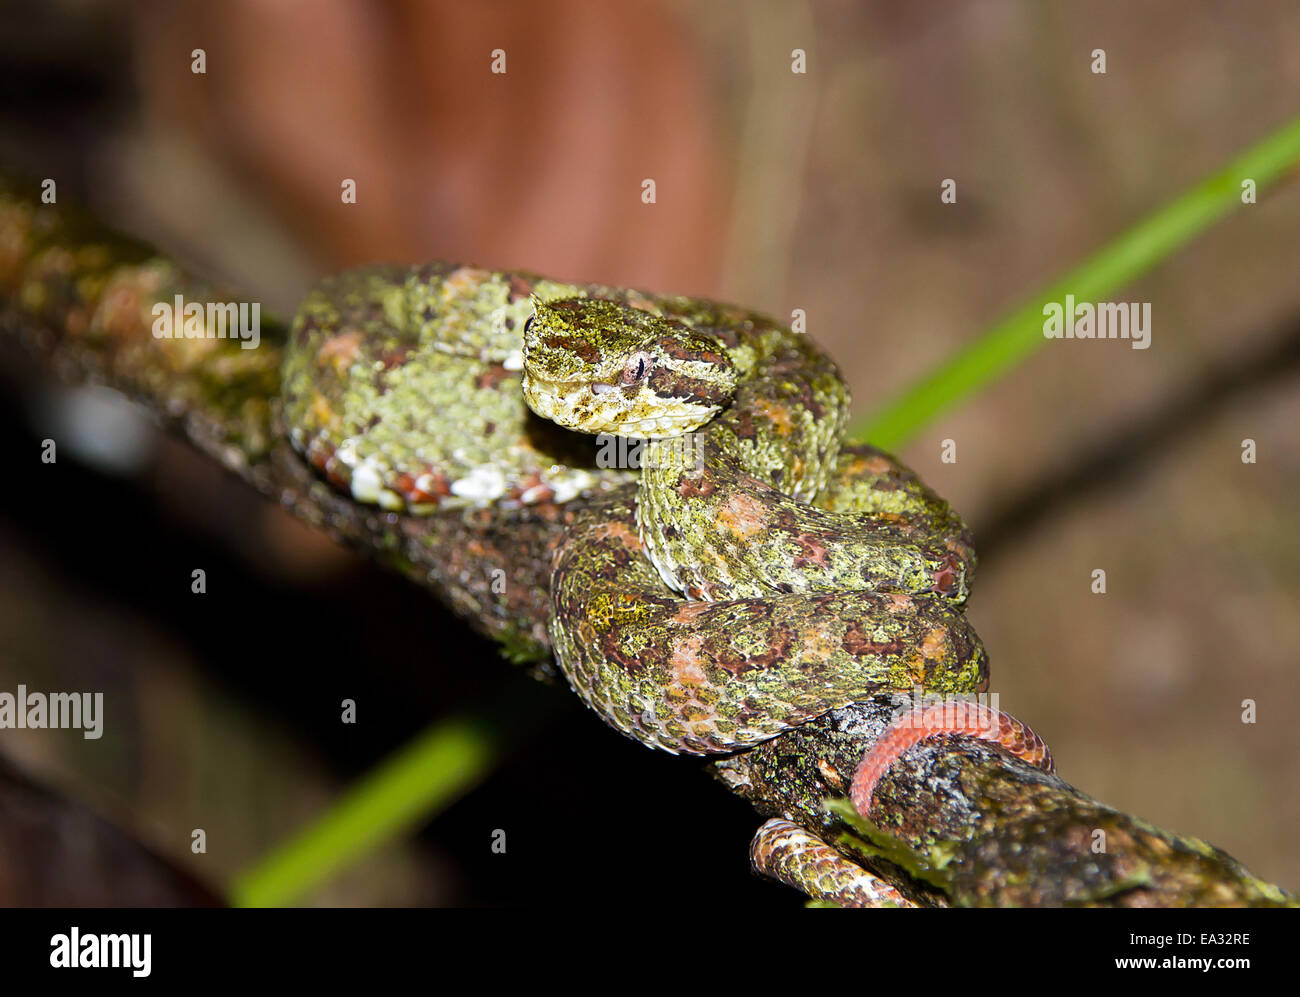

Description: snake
[281,262,1055,905]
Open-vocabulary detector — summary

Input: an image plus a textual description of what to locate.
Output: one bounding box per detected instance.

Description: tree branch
[2,175,1292,907]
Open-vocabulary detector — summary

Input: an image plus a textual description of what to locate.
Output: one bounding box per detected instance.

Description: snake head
[521,295,737,438]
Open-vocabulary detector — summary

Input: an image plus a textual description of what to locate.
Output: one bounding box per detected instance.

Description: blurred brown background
[0,0,1296,903]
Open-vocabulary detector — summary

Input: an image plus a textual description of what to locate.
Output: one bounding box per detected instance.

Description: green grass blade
[852,114,1300,449]
[228,717,496,907]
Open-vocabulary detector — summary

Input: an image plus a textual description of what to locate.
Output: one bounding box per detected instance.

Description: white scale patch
[550,469,598,504]
[450,464,507,503]
[349,455,405,510]
[335,438,360,468]
[349,460,382,502]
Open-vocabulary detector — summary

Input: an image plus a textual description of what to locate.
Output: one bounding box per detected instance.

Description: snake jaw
[522,368,722,439]
[522,294,738,439]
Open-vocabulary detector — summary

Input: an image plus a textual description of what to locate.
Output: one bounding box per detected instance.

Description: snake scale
[281,263,1055,905]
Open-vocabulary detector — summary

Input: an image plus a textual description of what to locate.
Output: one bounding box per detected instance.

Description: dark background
[0,0,1296,904]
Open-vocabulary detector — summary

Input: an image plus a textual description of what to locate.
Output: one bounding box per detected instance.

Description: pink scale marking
[850,701,1055,815]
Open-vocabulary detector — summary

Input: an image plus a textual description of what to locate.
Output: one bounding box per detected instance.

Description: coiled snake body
[283,263,1053,905]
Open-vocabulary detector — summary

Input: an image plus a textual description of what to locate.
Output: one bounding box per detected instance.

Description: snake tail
[749,819,915,908]
[850,702,1055,815]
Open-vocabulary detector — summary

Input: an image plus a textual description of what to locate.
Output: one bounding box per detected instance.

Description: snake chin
[522,371,718,439]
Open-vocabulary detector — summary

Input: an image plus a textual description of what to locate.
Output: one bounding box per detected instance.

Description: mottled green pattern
[286,265,984,758]
[282,265,630,511]
[522,296,982,754]
[547,453,984,754]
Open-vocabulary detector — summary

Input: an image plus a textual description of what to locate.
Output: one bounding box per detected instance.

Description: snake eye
[523,315,535,335]
[622,352,653,385]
